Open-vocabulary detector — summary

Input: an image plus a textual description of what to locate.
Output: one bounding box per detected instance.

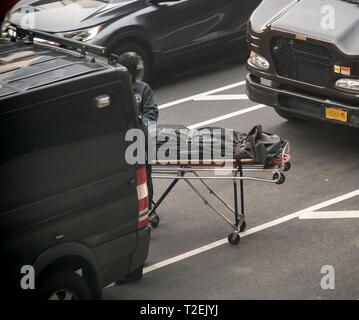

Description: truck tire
[38,270,92,300]
[113,42,152,83]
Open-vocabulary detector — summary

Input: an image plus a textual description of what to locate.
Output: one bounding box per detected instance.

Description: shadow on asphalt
[274,119,359,163]
[151,52,249,89]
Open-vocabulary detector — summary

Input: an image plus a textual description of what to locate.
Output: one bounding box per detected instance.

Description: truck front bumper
[246,73,359,128]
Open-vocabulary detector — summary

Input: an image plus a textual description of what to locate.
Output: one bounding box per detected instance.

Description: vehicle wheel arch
[107,35,154,67]
[33,242,103,300]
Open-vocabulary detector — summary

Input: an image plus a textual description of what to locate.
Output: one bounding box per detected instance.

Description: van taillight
[136,167,149,230]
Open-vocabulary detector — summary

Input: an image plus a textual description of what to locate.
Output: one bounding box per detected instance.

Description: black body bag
[234,125,287,166]
[155,125,244,160]
[154,124,287,165]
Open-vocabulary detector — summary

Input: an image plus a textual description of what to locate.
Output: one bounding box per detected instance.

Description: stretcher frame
[149,142,291,245]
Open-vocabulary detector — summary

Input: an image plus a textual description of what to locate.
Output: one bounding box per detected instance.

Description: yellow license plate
[325,107,348,122]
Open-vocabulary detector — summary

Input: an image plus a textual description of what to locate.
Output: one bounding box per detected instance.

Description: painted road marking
[299,211,359,219]
[193,94,249,101]
[142,190,359,275]
[188,104,267,129]
[159,81,246,110]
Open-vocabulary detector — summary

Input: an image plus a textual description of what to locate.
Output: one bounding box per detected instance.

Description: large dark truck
[0,29,150,300]
[246,0,359,127]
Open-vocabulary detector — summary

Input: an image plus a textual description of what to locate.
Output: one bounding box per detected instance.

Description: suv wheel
[114,42,152,82]
[38,270,92,300]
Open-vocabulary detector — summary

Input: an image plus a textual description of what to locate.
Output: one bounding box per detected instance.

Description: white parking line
[299,211,359,219]
[188,104,267,129]
[193,94,248,101]
[159,81,246,110]
[142,189,359,275]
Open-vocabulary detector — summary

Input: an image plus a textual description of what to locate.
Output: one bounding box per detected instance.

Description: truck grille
[271,37,332,87]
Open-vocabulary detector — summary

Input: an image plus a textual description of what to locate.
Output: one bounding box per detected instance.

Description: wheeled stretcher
[148,124,291,245]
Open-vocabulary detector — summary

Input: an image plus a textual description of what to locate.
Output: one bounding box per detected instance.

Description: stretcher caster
[273,173,285,185]
[149,213,160,228]
[284,162,291,172]
[240,221,247,232]
[228,232,240,245]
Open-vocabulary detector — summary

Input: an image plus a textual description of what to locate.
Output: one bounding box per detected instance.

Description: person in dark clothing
[118,53,159,225]
[133,81,158,125]
[118,53,158,125]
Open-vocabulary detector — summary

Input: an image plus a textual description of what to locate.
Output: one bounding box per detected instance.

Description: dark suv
[246,0,359,128]
[0,29,150,300]
[2,0,262,81]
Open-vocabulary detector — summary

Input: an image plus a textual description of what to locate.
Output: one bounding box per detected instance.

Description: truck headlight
[1,12,11,37]
[335,78,359,91]
[248,51,270,71]
[58,25,103,42]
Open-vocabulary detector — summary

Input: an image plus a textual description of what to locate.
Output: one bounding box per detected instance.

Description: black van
[0,29,150,300]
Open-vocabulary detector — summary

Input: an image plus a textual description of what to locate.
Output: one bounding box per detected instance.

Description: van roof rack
[13,27,113,60]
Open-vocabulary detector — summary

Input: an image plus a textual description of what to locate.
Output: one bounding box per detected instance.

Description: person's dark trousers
[146,163,153,210]
[143,121,155,211]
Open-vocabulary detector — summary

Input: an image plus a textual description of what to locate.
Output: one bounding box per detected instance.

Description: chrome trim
[95,95,111,109]
[247,73,357,109]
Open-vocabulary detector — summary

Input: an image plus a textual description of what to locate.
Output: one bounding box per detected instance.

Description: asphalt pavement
[104,57,359,300]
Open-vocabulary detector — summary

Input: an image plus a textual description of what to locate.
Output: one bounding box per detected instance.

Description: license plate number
[325,107,348,123]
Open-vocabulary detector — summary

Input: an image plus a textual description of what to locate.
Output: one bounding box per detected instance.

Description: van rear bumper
[246,73,359,127]
[100,227,151,287]
[131,227,151,271]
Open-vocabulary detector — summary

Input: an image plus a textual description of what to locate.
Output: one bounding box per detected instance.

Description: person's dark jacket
[133,81,158,124]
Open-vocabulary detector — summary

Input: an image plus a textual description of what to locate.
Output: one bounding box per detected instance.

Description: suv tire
[114,42,152,83]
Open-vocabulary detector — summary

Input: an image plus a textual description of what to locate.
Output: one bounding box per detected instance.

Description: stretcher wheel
[284,162,291,172]
[273,173,285,185]
[228,233,240,245]
[149,213,160,228]
[240,221,247,232]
